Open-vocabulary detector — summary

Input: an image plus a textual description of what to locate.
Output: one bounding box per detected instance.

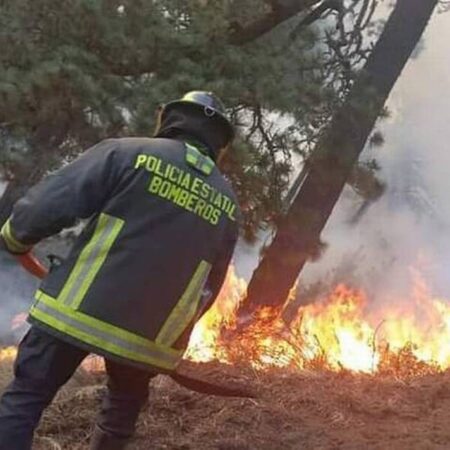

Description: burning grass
[2,265,450,447]
[3,265,450,379]
[187,267,450,376]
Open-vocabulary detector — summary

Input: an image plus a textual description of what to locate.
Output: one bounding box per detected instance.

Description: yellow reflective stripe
[201,160,214,174]
[38,290,173,350]
[70,215,124,310]
[32,290,182,370]
[59,213,124,309]
[186,152,198,166]
[58,217,108,305]
[156,260,211,347]
[30,308,179,370]
[185,143,214,176]
[0,219,31,253]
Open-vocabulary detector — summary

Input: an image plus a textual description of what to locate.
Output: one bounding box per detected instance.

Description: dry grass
[1,358,450,449]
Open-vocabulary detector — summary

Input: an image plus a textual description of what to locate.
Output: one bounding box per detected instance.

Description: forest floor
[1,358,450,450]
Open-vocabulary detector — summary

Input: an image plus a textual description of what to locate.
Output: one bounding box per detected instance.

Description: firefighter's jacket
[0,138,239,373]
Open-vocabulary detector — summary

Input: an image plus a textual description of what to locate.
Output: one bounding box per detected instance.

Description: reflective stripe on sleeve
[31,290,182,370]
[156,260,212,347]
[58,213,124,309]
[0,219,32,254]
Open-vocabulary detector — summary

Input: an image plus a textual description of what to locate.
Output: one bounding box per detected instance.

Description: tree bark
[242,0,439,310]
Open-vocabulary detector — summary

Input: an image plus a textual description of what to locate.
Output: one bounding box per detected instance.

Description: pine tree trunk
[242,0,439,310]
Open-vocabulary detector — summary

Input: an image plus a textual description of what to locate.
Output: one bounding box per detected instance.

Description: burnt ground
[1,359,450,450]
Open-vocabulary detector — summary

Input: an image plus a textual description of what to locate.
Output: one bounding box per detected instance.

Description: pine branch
[228,0,322,45]
[289,0,343,41]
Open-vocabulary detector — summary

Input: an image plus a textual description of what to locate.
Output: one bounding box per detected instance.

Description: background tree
[0,0,380,237]
[242,0,440,311]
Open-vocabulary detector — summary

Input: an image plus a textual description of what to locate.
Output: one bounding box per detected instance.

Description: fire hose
[16,252,254,399]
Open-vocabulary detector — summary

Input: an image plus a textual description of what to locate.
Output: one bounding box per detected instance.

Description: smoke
[233,9,450,313]
[297,9,450,305]
[0,252,37,344]
[0,233,73,343]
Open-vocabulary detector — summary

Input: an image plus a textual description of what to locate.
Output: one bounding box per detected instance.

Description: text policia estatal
[135,154,236,226]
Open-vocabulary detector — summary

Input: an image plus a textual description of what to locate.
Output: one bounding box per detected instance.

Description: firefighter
[0,91,239,450]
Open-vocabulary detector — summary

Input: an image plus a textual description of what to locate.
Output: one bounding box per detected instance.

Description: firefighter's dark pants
[0,327,154,450]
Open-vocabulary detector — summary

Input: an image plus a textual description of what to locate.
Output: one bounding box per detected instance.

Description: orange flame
[186,266,450,375]
[185,266,246,363]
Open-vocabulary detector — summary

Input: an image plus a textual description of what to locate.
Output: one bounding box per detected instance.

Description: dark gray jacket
[1,137,239,372]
